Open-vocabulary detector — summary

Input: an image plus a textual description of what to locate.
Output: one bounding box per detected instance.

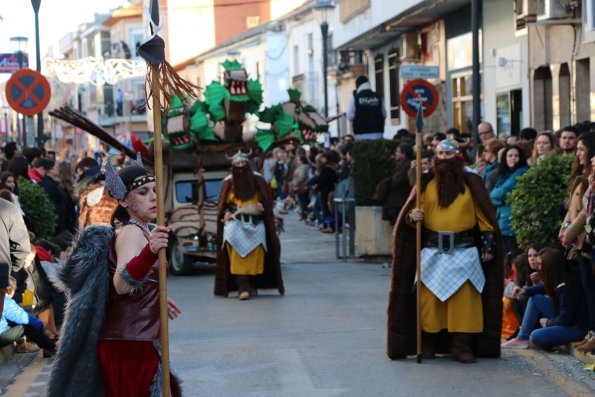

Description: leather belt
[237,214,263,225]
[424,229,475,252]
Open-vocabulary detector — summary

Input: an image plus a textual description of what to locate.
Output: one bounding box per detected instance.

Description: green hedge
[352,139,407,206]
[17,177,57,240]
[509,154,574,249]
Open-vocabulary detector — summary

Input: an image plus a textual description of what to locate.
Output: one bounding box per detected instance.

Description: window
[175,179,222,204]
[293,45,300,75]
[388,50,400,120]
[204,179,222,202]
[451,71,481,133]
[374,55,384,102]
[175,181,197,204]
[246,16,260,28]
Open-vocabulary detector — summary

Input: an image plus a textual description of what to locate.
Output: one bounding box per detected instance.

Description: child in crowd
[501,248,589,349]
[0,277,56,356]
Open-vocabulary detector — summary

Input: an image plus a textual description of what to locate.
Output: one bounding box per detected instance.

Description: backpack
[274,161,286,180]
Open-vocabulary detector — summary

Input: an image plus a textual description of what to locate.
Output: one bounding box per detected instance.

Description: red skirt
[97,340,181,397]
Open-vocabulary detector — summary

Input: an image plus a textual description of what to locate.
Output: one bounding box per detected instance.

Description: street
[2,214,595,396]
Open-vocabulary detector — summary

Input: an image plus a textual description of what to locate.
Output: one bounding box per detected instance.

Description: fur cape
[48,225,113,397]
[387,171,504,359]
[214,173,284,296]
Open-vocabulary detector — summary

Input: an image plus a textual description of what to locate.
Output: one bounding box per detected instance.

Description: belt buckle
[438,231,454,254]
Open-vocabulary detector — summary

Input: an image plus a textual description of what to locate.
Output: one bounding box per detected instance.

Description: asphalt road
[2,212,595,396]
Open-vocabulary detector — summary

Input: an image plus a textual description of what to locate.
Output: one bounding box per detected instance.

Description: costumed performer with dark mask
[48,159,182,397]
[387,139,503,364]
[214,150,284,300]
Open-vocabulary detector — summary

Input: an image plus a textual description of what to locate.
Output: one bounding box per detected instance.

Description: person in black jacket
[316,152,339,233]
[501,248,589,349]
[381,143,413,224]
[346,75,386,141]
[39,160,67,234]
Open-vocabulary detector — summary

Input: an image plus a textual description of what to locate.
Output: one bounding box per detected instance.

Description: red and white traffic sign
[5,69,51,116]
[400,79,439,118]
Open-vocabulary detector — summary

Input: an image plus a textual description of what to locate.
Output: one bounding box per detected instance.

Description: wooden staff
[151,64,172,396]
[415,100,424,364]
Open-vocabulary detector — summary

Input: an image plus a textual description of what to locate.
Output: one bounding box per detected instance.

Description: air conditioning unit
[514,0,538,19]
[536,0,574,21]
[401,32,421,62]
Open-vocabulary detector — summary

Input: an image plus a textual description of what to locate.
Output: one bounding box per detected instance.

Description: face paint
[124,181,158,223]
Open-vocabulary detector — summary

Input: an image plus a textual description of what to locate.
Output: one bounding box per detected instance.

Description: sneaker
[501,338,530,349]
[14,341,40,353]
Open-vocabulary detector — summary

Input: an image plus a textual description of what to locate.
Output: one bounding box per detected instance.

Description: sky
[0,0,129,69]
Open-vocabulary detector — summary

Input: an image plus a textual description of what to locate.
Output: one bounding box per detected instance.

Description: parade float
[51,60,330,274]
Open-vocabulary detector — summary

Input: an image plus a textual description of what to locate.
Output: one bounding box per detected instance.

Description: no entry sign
[5,69,51,116]
[400,79,439,118]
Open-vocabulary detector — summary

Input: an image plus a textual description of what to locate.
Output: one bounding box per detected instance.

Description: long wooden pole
[415,101,424,364]
[151,66,172,396]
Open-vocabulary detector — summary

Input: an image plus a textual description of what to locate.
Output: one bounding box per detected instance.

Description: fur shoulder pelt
[48,225,114,397]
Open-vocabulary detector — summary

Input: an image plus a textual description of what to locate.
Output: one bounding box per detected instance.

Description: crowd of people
[0,143,118,358]
[377,121,595,358]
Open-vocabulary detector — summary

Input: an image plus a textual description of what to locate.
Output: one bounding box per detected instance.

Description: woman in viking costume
[48,160,182,397]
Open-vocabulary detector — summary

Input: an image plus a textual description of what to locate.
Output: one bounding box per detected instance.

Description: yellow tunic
[416,179,494,333]
[225,191,265,275]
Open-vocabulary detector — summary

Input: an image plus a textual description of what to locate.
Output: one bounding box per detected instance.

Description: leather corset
[100,229,161,341]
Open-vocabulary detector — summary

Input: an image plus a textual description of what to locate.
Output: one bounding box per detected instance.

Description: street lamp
[313,0,335,118]
[32,0,44,149]
[10,36,28,146]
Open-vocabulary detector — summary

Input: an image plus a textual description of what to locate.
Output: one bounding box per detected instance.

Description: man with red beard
[214,150,284,300]
[387,139,503,363]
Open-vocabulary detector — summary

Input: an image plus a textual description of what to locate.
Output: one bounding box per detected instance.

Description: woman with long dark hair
[489,145,529,254]
[502,248,589,349]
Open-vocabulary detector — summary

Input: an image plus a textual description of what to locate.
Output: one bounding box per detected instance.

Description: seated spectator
[0,276,56,356]
[527,244,544,286]
[501,248,589,349]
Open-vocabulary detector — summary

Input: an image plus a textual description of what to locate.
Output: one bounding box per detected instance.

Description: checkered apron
[223,217,268,258]
[419,246,485,302]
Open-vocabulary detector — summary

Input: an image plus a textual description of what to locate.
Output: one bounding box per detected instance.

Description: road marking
[514,349,595,396]
[3,353,46,397]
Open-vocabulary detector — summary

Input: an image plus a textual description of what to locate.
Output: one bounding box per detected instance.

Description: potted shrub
[508,154,574,249]
[351,139,403,256]
[17,177,57,240]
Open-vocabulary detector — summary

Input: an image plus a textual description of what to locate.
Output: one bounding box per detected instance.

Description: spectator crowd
[2,118,595,358]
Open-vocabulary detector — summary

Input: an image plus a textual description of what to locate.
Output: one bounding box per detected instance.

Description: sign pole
[151,66,172,397]
[415,100,423,364]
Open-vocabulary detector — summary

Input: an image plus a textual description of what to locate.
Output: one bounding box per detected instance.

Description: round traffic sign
[5,69,51,116]
[400,79,439,118]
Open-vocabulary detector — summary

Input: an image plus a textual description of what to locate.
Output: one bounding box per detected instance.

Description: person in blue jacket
[489,145,529,254]
[502,248,589,349]
[0,277,56,354]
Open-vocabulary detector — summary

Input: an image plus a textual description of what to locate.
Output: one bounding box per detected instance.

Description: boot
[235,276,252,300]
[451,333,476,364]
[421,332,436,359]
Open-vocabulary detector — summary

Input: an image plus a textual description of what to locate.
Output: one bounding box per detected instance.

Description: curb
[0,343,15,366]
[570,346,595,366]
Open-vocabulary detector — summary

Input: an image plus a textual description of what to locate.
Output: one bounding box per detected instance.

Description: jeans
[0,325,56,351]
[580,252,595,330]
[519,293,587,347]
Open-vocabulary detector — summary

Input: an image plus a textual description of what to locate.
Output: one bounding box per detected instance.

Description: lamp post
[10,36,28,147]
[32,0,44,149]
[313,0,335,118]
